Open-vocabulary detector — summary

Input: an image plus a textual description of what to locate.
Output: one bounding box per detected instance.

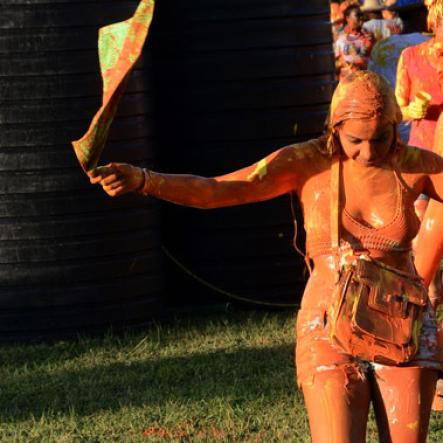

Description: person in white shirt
[361,0,403,40]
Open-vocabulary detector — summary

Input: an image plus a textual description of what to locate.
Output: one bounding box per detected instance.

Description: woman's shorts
[295,304,443,388]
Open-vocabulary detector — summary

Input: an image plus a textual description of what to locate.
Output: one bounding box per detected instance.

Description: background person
[89,72,443,443]
[335,4,374,79]
[396,0,443,151]
[414,99,443,412]
[368,0,430,142]
[396,0,443,307]
[361,0,403,40]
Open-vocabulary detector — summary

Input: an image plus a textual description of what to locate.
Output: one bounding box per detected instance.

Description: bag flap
[352,259,427,307]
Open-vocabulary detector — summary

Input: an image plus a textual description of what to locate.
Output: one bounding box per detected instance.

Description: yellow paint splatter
[247,158,267,181]
[407,421,418,431]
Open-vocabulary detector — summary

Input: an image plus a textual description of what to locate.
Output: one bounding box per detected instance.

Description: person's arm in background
[415,113,443,307]
[396,49,429,121]
[414,199,443,297]
[88,144,309,209]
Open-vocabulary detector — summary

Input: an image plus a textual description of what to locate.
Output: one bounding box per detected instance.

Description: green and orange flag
[72,0,155,172]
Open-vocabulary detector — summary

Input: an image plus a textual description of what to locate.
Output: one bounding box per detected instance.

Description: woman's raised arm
[88,144,309,209]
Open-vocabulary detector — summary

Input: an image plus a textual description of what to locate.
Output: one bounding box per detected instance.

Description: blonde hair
[425,0,443,31]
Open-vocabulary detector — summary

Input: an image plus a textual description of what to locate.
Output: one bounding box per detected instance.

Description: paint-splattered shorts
[295,304,443,388]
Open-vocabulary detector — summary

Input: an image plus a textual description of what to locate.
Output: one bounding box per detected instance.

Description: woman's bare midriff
[301,251,416,311]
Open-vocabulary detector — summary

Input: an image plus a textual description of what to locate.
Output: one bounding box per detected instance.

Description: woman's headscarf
[326,71,402,154]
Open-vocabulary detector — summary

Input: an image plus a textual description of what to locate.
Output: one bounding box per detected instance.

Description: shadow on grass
[1,313,299,422]
[0,308,294,367]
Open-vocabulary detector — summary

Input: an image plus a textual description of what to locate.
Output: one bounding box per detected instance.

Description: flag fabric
[72,0,155,172]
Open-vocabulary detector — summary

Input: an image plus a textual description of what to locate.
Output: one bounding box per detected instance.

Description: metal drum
[0,0,162,339]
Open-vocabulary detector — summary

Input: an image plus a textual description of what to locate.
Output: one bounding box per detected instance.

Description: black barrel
[150,0,335,306]
[0,0,162,340]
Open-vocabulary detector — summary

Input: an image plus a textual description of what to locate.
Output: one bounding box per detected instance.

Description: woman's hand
[87,162,145,197]
[401,100,429,121]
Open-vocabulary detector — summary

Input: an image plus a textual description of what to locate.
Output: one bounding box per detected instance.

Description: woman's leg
[370,366,438,443]
[301,366,371,443]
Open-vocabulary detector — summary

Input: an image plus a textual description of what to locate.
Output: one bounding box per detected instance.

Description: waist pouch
[328,258,428,365]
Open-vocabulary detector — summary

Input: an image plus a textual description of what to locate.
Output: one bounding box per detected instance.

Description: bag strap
[330,155,341,273]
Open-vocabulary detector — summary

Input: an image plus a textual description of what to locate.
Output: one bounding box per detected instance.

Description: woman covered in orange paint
[88,72,443,442]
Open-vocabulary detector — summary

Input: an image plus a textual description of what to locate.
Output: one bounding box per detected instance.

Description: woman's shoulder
[283,136,330,163]
[396,145,443,174]
[401,39,430,59]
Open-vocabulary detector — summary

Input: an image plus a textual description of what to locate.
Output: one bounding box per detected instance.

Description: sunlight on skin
[369,212,385,228]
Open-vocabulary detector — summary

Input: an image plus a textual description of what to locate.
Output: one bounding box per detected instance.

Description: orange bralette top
[299,142,421,260]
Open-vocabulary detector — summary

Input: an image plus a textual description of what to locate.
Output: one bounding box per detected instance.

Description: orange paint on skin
[246,159,268,181]
[407,421,419,431]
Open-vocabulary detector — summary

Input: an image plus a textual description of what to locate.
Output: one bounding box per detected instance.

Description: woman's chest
[299,166,422,232]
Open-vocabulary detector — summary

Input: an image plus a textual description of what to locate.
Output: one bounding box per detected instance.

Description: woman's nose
[358,143,378,162]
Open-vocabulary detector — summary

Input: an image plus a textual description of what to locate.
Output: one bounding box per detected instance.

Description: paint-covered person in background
[368,0,430,142]
[413,111,443,412]
[361,0,403,41]
[396,0,443,151]
[335,4,374,80]
[330,0,363,43]
[331,0,345,42]
[396,0,443,322]
[88,72,443,443]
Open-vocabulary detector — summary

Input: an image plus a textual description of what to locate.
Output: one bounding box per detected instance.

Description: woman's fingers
[87,163,140,197]
[101,174,120,186]
[88,164,116,183]
[103,185,125,197]
[88,174,102,185]
[103,180,124,191]
[410,102,428,119]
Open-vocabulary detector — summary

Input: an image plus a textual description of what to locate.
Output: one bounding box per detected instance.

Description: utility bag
[327,156,428,365]
[328,257,427,365]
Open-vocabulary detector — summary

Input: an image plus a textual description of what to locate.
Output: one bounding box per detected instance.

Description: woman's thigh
[302,367,371,443]
[370,366,438,443]
[296,307,372,443]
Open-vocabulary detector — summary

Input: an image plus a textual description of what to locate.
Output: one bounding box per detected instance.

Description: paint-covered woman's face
[346,9,363,27]
[338,118,394,166]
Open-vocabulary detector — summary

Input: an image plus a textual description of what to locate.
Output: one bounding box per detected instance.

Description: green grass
[0,309,441,442]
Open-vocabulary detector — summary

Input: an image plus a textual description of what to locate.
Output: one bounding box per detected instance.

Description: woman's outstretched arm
[88,144,308,209]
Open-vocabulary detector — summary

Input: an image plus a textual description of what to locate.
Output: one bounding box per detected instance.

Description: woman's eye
[349,138,361,144]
